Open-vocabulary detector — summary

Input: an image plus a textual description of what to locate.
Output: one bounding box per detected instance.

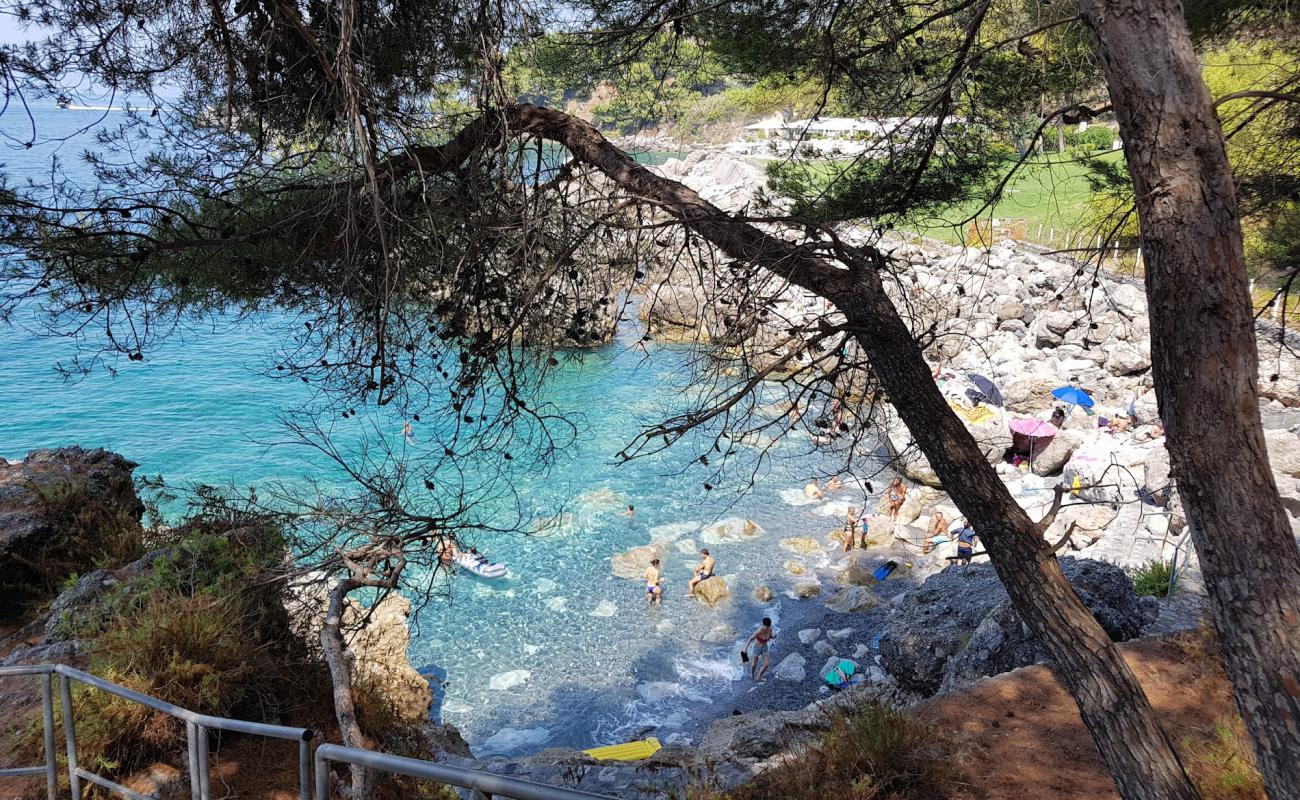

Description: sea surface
[0,104,887,753]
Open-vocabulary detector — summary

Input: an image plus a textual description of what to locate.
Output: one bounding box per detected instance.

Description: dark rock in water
[877,557,1156,695]
[0,447,144,616]
[421,722,474,759]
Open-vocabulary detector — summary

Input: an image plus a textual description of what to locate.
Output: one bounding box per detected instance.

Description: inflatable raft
[583,737,661,761]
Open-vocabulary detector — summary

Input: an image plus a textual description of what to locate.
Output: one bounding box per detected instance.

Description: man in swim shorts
[687,549,715,596]
[744,617,775,682]
[644,558,663,607]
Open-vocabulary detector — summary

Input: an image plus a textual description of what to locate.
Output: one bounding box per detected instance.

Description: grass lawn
[913,150,1124,246]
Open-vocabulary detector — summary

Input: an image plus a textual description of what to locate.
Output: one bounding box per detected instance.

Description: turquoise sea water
[1,105,885,753]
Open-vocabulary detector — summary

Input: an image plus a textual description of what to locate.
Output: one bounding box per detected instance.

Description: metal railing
[314,744,616,800]
[1,663,615,800]
[0,663,313,800]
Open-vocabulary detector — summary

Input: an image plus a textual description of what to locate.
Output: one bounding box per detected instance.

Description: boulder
[693,576,730,607]
[797,628,822,644]
[752,585,774,602]
[783,559,807,576]
[346,595,435,721]
[0,447,145,613]
[792,581,822,599]
[813,640,836,657]
[1106,344,1151,376]
[610,544,663,579]
[773,653,807,682]
[697,709,824,763]
[837,563,874,586]
[997,301,1025,321]
[1142,445,1173,504]
[825,585,878,613]
[1031,429,1083,477]
[878,557,1148,695]
[779,537,823,555]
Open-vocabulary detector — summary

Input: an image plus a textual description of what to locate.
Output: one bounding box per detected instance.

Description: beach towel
[948,400,998,427]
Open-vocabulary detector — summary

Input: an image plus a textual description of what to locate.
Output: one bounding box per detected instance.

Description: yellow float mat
[583,737,662,761]
[948,400,998,427]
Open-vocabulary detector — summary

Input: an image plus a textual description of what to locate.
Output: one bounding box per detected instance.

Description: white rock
[798,628,822,645]
[828,627,855,639]
[589,600,618,618]
[773,653,807,682]
[489,670,531,691]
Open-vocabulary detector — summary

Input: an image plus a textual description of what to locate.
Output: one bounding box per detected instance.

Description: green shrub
[1131,559,1176,597]
[49,524,324,781]
[1,477,144,614]
[1066,125,1116,152]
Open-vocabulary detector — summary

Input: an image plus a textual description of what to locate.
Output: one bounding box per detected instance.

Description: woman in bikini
[842,506,861,551]
[744,617,775,682]
[881,477,907,518]
[644,558,663,607]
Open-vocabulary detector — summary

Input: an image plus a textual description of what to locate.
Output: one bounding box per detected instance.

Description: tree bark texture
[321,579,371,799]
[452,103,1200,799]
[1080,1,1300,796]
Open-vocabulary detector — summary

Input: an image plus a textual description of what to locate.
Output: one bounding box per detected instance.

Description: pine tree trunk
[1079,1,1300,795]
[474,103,1200,799]
[321,579,371,799]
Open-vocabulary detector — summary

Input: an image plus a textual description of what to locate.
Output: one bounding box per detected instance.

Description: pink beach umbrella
[1008,417,1058,461]
[1008,418,1059,438]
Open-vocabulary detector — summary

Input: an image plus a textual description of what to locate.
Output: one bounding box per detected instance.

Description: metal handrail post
[298,739,312,800]
[186,722,201,800]
[314,749,331,800]
[195,725,211,800]
[58,673,81,800]
[39,674,57,800]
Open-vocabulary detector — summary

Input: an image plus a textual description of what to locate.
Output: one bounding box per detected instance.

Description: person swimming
[804,478,825,500]
[436,536,459,566]
[687,548,715,596]
[624,504,635,518]
[403,420,415,442]
[644,558,663,606]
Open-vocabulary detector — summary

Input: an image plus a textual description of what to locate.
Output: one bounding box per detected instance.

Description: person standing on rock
[644,558,663,607]
[881,477,906,518]
[842,506,862,551]
[954,523,979,566]
[687,549,715,596]
[744,617,775,682]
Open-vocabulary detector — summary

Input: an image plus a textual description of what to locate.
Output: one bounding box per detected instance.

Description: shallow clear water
[1,106,886,754]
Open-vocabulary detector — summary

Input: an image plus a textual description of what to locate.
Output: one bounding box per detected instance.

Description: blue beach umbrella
[1051,385,1095,414]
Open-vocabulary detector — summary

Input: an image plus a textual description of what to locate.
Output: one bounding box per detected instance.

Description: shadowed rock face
[877,557,1157,695]
[0,447,145,616]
